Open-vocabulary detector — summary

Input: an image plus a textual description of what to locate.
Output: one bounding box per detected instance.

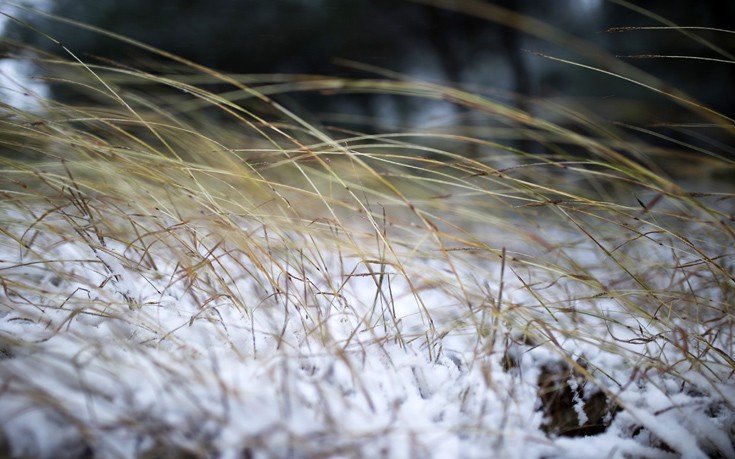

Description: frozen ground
[0,198,733,459]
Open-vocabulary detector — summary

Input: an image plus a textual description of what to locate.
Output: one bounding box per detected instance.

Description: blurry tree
[4,1,517,106]
[3,0,733,151]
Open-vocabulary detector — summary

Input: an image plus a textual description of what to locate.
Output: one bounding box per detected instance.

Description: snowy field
[1,175,733,459]
[1,5,734,454]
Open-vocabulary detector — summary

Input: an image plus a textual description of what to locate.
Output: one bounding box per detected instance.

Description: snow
[0,199,733,459]
[0,1,51,111]
[0,58,46,111]
[568,377,588,426]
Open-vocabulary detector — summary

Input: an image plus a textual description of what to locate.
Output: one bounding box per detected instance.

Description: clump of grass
[1,5,734,459]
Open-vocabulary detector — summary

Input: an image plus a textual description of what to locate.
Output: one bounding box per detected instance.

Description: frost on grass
[0,185,733,459]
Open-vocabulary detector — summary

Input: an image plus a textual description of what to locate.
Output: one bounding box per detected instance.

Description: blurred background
[1,0,734,159]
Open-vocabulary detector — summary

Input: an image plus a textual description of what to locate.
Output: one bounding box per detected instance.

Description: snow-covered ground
[0,192,733,458]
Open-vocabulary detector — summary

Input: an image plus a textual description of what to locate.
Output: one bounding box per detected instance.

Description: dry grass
[1,4,734,458]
